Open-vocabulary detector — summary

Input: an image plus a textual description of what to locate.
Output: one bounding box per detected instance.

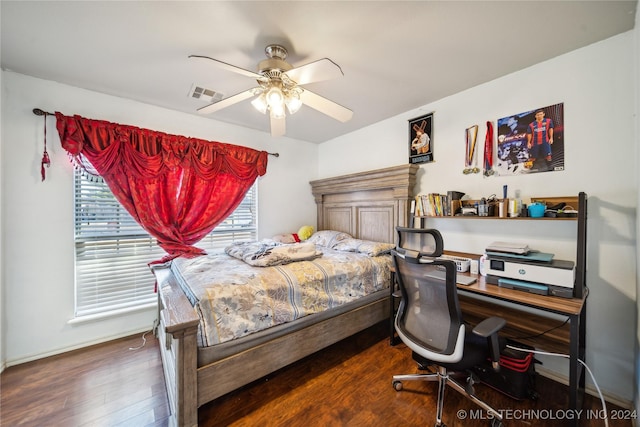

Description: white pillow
[331,238,395,256]
[306,230,352,248]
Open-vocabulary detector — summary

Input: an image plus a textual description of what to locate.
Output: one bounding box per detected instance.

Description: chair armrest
[472,316,506,337]
[472,316,506,365]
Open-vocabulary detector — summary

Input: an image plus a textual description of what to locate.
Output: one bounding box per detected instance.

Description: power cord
[128,329,152,351]
[506,344,608,427]
[128,318,159,351]
[510,317,570,340]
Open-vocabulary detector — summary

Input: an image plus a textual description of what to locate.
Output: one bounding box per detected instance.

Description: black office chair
[392,228,505,427]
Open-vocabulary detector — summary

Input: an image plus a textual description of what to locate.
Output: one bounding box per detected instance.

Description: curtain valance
[55,113,268,179]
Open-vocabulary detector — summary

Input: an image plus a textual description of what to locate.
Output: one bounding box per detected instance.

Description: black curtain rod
[32,108,279,157]
[33,108,51,116]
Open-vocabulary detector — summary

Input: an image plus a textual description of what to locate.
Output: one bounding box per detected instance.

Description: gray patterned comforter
[170,246,392,348]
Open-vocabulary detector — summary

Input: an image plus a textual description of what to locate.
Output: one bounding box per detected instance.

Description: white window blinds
[73,169,257,318]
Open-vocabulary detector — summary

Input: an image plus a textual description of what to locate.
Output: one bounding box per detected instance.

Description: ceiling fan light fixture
[266,86,284,109]
[285,92,302,114]
[270,103,285,119]
[251,93,268,114]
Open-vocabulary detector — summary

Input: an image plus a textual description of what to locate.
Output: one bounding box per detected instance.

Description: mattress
[170,245,393,351]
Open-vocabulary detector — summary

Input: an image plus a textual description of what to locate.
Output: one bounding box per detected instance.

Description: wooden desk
[389,258,588,423]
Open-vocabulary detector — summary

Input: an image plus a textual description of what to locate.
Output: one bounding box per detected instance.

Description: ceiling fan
[189,44,353,137]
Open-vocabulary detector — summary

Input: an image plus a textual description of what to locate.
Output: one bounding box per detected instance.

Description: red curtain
[55,113,268,263]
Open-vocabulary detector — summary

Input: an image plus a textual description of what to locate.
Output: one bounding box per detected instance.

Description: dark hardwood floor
[0,331,169,426]
[1,322,633,427]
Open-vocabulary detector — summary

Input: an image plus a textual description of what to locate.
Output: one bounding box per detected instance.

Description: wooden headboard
[309,164,418,243]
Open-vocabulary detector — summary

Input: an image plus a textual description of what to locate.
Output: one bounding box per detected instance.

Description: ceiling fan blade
[300,90,353,123]
[270,115,286,137]
[284,58,344,85]
[189,54,263,79]
[197,89,255,114]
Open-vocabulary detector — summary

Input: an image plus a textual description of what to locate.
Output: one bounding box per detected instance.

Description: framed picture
[495,102,564,175]
[408,113,433,164]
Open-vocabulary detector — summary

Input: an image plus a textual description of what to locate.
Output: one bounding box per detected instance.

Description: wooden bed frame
[154,164,418,426]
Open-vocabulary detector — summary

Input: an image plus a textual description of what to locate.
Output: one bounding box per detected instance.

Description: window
[73,169,257,318]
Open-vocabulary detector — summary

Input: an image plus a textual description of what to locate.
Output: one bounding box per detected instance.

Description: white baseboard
[537,366,633,410]
[4,324,156,368]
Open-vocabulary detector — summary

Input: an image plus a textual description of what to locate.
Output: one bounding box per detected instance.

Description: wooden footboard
[196,294,390,407]
[154,266,200,427]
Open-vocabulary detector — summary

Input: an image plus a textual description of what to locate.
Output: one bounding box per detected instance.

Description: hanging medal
[483,121,495,176]
[464,125,479,174]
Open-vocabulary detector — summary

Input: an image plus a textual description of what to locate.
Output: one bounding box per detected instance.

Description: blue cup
[528,203,545,218]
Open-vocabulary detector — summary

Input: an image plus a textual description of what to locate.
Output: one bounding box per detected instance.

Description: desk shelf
[410,193,587,299]
[411,195,581,221]
[414,216,577,221]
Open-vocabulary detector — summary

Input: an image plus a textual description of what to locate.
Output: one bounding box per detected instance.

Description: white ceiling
[1,1,637,143]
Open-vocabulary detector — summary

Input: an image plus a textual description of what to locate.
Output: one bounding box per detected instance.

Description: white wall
[0,71,318,365]
[321,32,638,403]
[0,0,4,369]
[634,0,640,421]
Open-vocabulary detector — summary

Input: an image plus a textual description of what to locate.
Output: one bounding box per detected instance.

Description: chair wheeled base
[393,365,503,427]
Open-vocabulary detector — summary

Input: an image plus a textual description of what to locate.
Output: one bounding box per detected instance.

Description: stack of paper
[485,241,530,255]
[485,251,555,263]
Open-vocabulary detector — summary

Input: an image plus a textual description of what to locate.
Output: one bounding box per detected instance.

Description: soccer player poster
[495,103,564,176]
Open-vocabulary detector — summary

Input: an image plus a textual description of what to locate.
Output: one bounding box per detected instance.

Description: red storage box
[472,341,539,401]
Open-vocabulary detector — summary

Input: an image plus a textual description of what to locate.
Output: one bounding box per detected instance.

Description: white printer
[483,242,575,298]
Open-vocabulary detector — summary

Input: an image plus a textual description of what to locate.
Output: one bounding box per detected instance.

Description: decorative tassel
[41,113,50,181]
[41,150,50,181]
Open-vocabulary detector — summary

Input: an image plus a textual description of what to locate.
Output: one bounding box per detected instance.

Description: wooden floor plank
[0,322,633,427]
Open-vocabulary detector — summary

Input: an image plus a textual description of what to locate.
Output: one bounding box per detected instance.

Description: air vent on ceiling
[189,84,224,103]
